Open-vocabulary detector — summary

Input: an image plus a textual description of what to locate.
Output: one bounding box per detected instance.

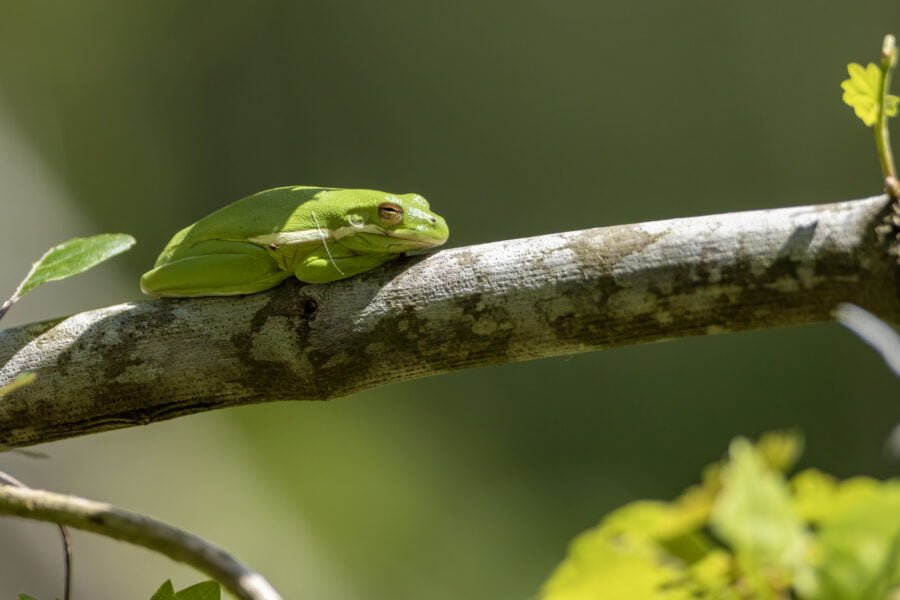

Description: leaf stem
[876,34,899,198]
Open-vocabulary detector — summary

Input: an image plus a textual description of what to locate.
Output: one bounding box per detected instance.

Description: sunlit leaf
[599,500,672,541]
[810,480,900,599]
[599,498,712,563]
[888,94,900,118]
[709,438,809,590]
[541,495,726,599]
[792,469,881,524]
[841,62,899,126]
[14,234,135,300]
[540,525,690,600]
[688,550,739,598]
[757,430,803,472]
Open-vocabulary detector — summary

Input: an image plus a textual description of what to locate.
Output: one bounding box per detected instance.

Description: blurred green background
[0,2,898,598]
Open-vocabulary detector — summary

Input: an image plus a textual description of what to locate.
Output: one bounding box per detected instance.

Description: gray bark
[1,195,898,448]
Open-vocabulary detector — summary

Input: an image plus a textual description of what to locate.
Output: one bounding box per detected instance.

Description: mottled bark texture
[2,196,899,448]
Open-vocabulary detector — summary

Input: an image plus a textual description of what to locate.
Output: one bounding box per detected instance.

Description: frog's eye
[378,202,403,225]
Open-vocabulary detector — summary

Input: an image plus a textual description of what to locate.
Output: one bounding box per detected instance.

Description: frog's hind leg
[141,241,291,297]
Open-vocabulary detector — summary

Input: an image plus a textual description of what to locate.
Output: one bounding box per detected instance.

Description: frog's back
[182,186,336,242]
[154,186,336,266]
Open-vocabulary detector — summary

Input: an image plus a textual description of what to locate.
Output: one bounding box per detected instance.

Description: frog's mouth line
[385,233,447,248]
[335,224,447,248]
[332,223,386,241]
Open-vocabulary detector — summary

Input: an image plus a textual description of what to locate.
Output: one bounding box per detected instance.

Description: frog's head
[335,190,449,253]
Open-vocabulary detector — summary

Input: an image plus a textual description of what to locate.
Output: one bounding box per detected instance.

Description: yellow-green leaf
[792,469,882,524]
[757,430,803,473]
[540,527,690,600]
[841,62,898,126]
[710,438,809,584]
[810,481,900,599]
[689,550,740,598]
[887,93,899,118]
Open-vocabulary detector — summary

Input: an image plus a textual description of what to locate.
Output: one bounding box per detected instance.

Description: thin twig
[0,299,12,322]
[0,471,72,600]
[0,485,283,600]
[0,247,46,324]
[876,34,899,198]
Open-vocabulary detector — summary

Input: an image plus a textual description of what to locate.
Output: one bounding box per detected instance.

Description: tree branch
[0,484,282,600]
[1,195,898,448]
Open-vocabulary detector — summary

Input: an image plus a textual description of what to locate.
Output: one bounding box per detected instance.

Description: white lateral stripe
[332,224,386,240]
[248,230,329,246]
[249,224,389,246]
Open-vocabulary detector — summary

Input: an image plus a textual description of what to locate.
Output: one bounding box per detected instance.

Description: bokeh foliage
[542,433,900,599]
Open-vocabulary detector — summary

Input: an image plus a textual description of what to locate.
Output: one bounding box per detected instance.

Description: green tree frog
[140,186,449,297]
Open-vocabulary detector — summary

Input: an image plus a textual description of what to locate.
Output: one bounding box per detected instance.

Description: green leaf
[841,62,899,126]
[888,94,900,118]
[149,580,220,600]
[540,524,691,600]
[709,438,809,591]
[0,372,36,398]
[597,498,711,562]
[792,469,881,524]
[18,595,40,600]
[805,480,900,599]
[756,429,803,473]
[14,234,135,300]
[541,498,728,599]
[688,550,740,598]
[174,581,220,600]
[149,580,177,600]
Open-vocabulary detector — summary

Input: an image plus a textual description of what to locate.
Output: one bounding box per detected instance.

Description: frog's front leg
[293,244,397,284]
[140,240,292,297]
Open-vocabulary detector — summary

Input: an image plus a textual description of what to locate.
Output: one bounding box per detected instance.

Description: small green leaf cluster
[541,432,900,600]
